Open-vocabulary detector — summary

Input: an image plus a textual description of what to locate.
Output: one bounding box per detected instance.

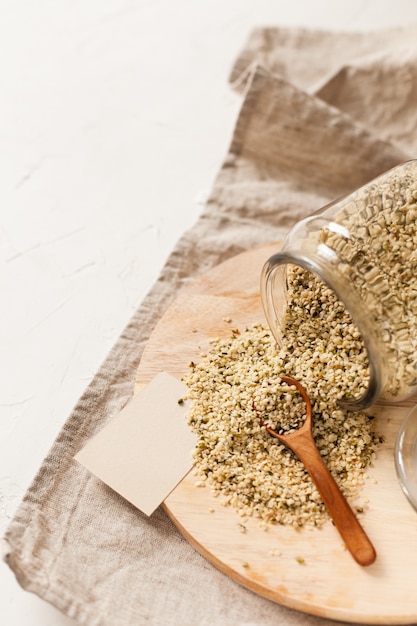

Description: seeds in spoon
[252,379,306,434]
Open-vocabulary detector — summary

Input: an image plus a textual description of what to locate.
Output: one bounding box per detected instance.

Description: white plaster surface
[1,1,417,624]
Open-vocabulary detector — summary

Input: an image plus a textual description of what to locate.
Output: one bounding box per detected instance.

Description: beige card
[74,371,196,516]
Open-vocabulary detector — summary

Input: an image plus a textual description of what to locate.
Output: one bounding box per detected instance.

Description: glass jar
[261,160,417,410]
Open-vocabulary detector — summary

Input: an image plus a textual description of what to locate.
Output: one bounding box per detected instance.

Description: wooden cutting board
[135,243,417,624]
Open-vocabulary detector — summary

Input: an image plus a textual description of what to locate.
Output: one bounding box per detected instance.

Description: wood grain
[135,243,417,624]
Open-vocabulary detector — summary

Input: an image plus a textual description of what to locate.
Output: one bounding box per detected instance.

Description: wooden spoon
[253,375,377,566]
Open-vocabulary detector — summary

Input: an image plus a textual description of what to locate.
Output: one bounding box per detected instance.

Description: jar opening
[261,255,382,410]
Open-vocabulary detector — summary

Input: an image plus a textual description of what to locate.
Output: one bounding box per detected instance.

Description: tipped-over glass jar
[261,160,417,410]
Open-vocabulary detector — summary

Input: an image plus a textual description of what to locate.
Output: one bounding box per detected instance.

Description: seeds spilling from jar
[183,165,417,527]
[184,295,378,527]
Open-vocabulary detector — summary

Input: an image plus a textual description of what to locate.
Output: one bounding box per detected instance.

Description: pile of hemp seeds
[183,268,379,529]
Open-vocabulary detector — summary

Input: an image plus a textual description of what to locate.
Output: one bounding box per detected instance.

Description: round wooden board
[135,243,417,624]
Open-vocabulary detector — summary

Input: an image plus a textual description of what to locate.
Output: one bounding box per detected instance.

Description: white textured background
[2,1,417,624]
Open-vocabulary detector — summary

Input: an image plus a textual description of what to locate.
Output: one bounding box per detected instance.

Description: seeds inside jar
[317,166,417,400]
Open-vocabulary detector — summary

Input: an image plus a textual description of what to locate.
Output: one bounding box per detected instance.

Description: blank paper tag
[74,371,196,516]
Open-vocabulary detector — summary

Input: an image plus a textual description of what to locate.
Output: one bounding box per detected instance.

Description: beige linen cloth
[4,25,417,626]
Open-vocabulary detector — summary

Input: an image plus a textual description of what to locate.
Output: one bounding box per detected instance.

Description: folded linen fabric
[3,26,416,626]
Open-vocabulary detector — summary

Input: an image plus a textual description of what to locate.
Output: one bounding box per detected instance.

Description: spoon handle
[285,431,376,566]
